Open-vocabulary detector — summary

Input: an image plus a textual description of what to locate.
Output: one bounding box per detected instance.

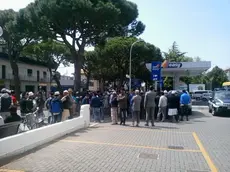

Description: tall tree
[163,42,196,89]
[85,37,162,86]
[207,66,228,89]
[163,42,187,62]
[22,40,71,92]
[26,0,145,91]
[0,9,35,99]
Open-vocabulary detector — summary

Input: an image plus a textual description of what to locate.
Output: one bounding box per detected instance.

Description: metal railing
[0,73,50,83]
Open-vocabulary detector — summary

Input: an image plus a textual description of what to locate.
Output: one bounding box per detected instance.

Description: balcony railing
[40,78,50,82]
[0,73,50,83]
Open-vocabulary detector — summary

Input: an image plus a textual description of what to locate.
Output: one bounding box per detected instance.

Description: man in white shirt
[157,90,168,122]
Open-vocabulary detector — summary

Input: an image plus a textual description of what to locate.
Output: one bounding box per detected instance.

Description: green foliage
[163,77,173,89]
[0,9,35,99]
[162,42,195,88]
[23,40,71,71]
[207,66,228,89]
[163,42,187,62]
[84,37,162,84]
[26,0,145,90]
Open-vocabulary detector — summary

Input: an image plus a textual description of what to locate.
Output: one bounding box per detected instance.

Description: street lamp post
[129,39,144,93]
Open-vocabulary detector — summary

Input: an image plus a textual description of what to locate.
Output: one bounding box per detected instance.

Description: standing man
[90,92,102,123]
[110,91,118,125]
[140,91,145,120]
[128,90,135,118]
[157,90,168,122]
[0,88,12,120]
[180,90,191,121]
[68,88,75,118]
[131,90,142,127]
[61,90,71,121]
[144,86,156,127]
[117,89,128,125]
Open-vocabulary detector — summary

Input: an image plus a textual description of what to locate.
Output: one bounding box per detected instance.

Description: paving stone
[0,110,230,171]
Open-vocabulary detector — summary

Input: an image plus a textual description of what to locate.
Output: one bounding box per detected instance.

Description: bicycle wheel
[18,123,29,133]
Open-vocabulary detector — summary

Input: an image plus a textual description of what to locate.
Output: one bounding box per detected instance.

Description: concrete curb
[0,105,90,160]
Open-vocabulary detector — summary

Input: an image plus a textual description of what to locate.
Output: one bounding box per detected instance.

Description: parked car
[201,92,212,101]
[192,90,212,100]
[208,91,230,116]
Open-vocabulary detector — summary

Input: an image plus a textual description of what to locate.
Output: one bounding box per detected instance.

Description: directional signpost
[151,62,162,90]
[151,62,162,81]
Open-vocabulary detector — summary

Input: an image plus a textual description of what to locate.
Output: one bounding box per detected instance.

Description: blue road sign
[151,62,162,81]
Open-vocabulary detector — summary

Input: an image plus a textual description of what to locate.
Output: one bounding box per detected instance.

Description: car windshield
[215,92,230,100]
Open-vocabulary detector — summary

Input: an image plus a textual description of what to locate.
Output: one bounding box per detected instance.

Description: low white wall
[0,104,90,160]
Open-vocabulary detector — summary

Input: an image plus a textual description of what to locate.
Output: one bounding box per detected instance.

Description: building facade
[0,53,51,93]
[59,70,99,91]
[225,68,230,81]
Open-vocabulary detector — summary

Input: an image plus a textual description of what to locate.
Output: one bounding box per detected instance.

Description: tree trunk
[9,59,21,100]
[99,78,104,92]
[48,68,52,86]
[74,56,82,92]
[53,76,62,93]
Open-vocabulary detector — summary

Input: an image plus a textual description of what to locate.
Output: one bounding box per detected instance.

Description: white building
[225,68,230,81]
[59,70,99,91]
[0,52,51,93]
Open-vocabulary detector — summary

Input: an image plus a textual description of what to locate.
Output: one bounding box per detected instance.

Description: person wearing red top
[11,90,17,104]
[4,90,21,123]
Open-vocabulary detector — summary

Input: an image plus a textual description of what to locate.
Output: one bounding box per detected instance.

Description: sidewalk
[0,114,218,172]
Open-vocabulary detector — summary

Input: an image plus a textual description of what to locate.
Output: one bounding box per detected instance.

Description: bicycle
[17,109,39,133]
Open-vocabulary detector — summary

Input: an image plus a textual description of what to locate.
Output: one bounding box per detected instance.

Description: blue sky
[131,0,230,69]
[1,0,230,74]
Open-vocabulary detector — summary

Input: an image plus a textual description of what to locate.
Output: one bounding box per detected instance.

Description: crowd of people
[0,88,81,126]
[0,86,191,128]
[93,86,191,127]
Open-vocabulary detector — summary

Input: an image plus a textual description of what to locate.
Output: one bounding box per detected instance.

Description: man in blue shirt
[180,90,191,121]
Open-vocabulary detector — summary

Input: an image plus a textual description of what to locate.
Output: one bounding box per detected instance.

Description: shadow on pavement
[175,111,211,125]
[0,127,91,167]
[214,114,230,118]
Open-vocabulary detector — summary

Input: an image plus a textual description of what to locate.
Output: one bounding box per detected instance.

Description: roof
[0,52,49,67]
[225,68,230,72]
[146,61,211,77]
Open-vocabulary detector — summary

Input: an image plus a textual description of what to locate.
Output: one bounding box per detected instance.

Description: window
[89,81,94,87]
[25,85,35,92]
[43,71,47,78]
[37,71,40,82]
[27,69,33,76]
[1,65,6,79]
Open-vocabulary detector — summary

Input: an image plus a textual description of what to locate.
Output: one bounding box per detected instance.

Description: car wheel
[209,106,212,113]
[211,107,217,116]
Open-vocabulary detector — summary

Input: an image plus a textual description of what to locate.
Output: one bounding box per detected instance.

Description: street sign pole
[151,62,162,91]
